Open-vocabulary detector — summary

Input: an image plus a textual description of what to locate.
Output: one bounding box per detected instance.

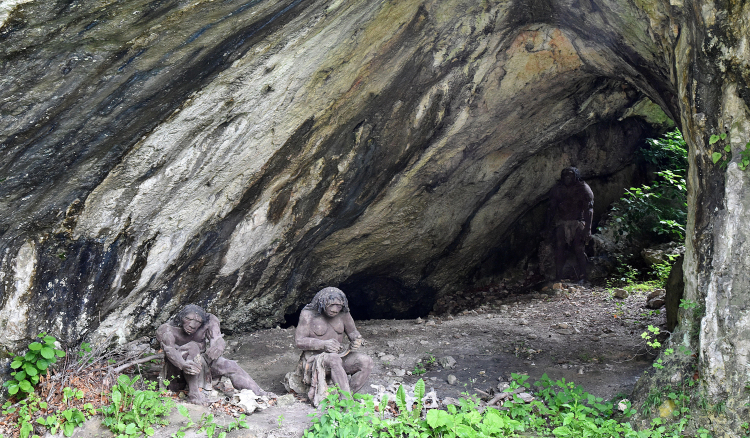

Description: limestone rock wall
[0,0,668,346]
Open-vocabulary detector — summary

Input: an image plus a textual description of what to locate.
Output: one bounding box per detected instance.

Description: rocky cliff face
[0,0,748,431]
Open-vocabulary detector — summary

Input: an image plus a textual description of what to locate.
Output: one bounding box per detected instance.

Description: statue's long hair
[173,304,209,327]
[305,287,350,314]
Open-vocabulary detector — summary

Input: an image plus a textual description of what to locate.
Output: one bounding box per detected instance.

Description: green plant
[650,254,678,287]
[738,142,750,171]
[3,392,46,438]
[172,404,248,438]
[710,132,730,167]
[37,405,95,437]
[100,375,175,438]
[601,129,687,244]
[412,363,427,375]
[4,333,65,397]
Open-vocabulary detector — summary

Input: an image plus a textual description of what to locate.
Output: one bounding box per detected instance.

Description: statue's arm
[156,324,187,370]
[295,311,328,351]
[344,313,362,341]
[205,314,226,361]
[583,184,594,235]
[344,313,363,349]
[545,186,559,233]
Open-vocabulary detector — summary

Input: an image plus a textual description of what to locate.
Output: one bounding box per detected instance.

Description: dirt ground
[214,282,663,437]
[62,282,664,438]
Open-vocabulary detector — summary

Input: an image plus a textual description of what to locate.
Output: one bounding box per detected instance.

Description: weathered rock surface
[0,0,748,431]
[0,0,667,344]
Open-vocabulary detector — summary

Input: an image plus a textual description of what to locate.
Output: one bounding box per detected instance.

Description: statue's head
[175,304,209,335]
[309,287,350,317]
[561,167,581,186]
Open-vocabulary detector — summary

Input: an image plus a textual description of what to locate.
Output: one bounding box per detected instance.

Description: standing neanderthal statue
[286,287,373,407]
[156,304,269,405]
[546,167,594,281]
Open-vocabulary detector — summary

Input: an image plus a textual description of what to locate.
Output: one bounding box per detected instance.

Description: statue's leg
[342,352,373,394]
[572,232,587,280]
[176,342,207,405]
[554,226,566,279]
[210,357,264,394]
[321,353,351,393]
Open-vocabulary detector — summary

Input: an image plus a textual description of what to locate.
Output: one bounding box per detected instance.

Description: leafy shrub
[305,373,712,438]
[100,375,175,438]
[602,129,687,244]
[3,333,65,397]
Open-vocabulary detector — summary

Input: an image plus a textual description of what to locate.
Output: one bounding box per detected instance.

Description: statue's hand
[206,345,223,361]
[323,339,341,353]
[183,359,201,376]
[350,337,363,350]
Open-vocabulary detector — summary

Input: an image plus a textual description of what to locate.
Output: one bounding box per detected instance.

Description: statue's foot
[187,392,215,406]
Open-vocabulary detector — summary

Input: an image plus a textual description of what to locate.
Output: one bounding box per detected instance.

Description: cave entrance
[282,276,437,327]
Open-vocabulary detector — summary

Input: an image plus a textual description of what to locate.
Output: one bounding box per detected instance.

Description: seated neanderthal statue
[156,304,269,405]
[285,287,373,407]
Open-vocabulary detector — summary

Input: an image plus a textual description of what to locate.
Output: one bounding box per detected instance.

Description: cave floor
[65,284,664,438]
[218,283,662,437]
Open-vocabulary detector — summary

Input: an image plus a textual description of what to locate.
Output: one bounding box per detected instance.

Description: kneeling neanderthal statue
[286,287,373,406]
[156,304,269,405]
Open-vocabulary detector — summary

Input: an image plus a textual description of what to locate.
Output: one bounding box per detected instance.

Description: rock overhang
[0,0,681,346]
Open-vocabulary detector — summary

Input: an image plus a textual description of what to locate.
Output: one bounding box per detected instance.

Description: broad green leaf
[23,363,38,376]
[55,349,66,358]
[10,359,23,369]
[19,380,32,392]
[177,404,190,418]
[20,421,33,438]
[7,383,19,395]
[63,423,75,437]
[43,335,56,344]
[40,346,55,359]
[712,152,723,164]
[709,134,721,145]
[15,370,27,380]
[396,384,407,412]
[28,342,42,351]
[124,422,138,435]
[36,358,50,370]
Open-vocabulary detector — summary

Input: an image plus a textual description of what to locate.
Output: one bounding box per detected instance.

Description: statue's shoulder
[156,322,177,340]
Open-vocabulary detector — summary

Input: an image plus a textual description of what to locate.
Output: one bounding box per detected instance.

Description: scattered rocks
[617,399,629,412]
[393,369,406,377]
[447,375,458,385]
[517,392,534,403]
[438,356,457,369]
[646,289,666,308]
[381,354,396,362]
[613,289,629,299]
[275,394,296,407]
